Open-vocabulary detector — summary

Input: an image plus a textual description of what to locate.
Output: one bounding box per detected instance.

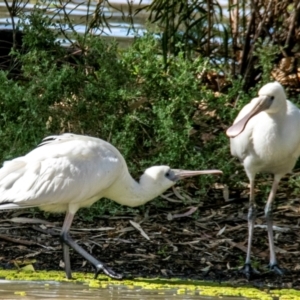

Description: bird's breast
[238,110,300,174]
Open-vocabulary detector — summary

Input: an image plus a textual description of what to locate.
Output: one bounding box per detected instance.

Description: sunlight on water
[0,0,147,43]
[0,0,230,44]
[0,280,247,300]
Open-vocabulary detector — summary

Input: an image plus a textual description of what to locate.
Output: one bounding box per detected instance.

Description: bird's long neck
[103,171,161,208]
[267,104,287,136]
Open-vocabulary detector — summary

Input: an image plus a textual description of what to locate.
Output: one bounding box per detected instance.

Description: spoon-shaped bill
[226,95,274,138]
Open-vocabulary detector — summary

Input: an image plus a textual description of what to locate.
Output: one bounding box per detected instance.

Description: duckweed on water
[14,291,27,296]
[0,270,299,299]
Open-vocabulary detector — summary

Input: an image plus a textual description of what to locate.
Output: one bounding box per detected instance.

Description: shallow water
[0,280,247,300]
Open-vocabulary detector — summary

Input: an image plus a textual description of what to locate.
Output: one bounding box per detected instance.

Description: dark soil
[0,183,299,290]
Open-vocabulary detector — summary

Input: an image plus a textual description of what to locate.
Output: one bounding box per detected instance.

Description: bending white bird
[226,81,300,278]
[0,133,222,279]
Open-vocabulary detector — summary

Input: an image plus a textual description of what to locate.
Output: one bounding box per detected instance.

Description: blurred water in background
[0,0,229,47]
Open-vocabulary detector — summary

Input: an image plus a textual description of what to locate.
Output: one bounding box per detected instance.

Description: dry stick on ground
[0,234,37,246]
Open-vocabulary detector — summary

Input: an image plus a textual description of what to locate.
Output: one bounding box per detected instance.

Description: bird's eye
[165,169,175,180]
[270,96,274,100]
[165,170,172,178]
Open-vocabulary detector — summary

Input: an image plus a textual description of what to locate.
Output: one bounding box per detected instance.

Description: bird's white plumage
[0,134,125,213]
[227,81,300,274]
[0,133,222,280]
[230,82,300,177]
[0,133,205,213]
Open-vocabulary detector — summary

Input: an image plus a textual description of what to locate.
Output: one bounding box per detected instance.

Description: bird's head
[226,81,287,138]
[140,166,222,195]
[257,81,286,113]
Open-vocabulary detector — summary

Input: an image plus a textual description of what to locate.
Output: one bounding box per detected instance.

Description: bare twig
[3,0,16,51]
[242,0,274,90]
[285,1,300,54]
[0,233,37,246]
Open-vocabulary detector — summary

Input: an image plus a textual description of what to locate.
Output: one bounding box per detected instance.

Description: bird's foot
[269,264,286,276]
[94,263,123,280]
[240,263,260,280]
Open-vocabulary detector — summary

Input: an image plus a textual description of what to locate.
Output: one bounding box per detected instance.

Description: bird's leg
[265,178,285,275]
[60,212,123,280]
[61,213,73,279]
[241,178,260,278]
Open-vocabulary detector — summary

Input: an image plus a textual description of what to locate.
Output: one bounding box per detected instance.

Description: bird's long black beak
[172,169,223,181]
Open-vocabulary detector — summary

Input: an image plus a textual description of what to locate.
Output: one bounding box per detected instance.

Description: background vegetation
[1,0,300,216]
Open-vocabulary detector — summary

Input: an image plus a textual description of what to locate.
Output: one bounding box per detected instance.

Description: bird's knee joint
[60,231,70,243]
[248,205,257,220]
[265,206,273,219]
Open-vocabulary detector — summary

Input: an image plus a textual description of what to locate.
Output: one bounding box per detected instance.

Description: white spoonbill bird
[0,133,222,280]
[226,81,300,278]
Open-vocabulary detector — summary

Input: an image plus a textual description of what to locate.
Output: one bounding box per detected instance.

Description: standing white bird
[226,81,300,278]
[0,133,222,280]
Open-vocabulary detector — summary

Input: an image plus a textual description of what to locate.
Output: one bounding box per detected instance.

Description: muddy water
[0,280,248,300]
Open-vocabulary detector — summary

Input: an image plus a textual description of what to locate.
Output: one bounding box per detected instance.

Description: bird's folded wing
[0,136,123,209]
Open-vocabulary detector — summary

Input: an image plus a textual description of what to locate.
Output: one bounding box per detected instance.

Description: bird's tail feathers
[0,202,34,210]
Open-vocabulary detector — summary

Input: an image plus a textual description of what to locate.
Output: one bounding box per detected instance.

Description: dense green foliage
[0,10,235,171]
[0,11,230,201]
[1,3,298,217]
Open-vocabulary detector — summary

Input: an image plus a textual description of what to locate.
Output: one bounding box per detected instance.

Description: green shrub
[0,9,243,218]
